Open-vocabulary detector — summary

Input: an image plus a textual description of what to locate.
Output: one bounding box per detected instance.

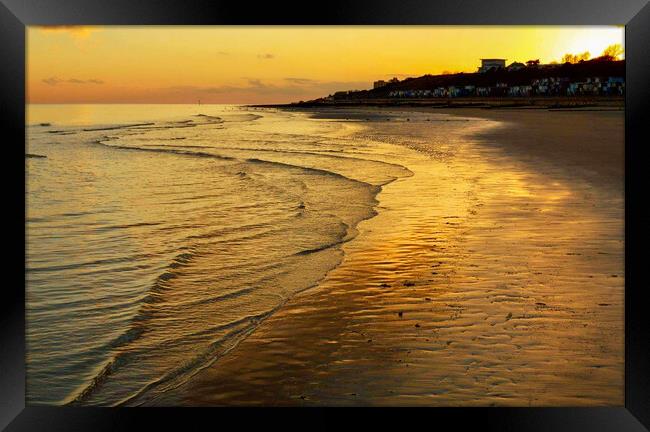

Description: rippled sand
[153,108,624,406]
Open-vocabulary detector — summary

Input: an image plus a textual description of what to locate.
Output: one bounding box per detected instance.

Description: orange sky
[27,26,624,104]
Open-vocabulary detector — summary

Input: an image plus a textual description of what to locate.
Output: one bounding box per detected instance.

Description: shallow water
[26,104,412,405]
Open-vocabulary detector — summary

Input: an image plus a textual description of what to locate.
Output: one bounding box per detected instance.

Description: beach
[25,105,624,406]
[22,23,630,413]
[150,107,624,406]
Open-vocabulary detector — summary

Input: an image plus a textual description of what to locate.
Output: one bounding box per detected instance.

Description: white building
[478,58,506,73]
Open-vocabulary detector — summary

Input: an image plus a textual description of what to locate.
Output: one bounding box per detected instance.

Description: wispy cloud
[245,78,267,88]
[216,51,230,56]
[31,78,372,103]
[257,53,275,60]
[284,77,317,85]
[42,77,104,86]
[165,78,369,98]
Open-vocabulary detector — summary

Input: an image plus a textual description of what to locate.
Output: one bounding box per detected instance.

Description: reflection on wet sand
[154,109,624,406]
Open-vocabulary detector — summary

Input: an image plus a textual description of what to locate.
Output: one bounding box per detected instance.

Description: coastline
[252,96,624,110]
[150,107,624,406]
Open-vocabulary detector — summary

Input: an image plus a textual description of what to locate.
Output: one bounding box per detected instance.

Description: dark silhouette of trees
[562,51,591,64]
[601,43,624,59]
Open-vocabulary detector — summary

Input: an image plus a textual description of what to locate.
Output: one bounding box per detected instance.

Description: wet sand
[150,108,624,406]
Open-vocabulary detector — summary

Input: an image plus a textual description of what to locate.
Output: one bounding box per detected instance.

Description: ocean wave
[27,252,160,274]
[83,122,156,132]
[67,307,278,406]
[246,157,380,191]
[39,115,224,137]
[202,113,261,123]
[93,140,236,161]
[152,143,414,181]
[27,106,413,407]
[114,310,274,406]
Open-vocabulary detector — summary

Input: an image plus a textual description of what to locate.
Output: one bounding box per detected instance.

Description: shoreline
[267,105,624,192]
[252,96,624,110]
[151,106,624,406]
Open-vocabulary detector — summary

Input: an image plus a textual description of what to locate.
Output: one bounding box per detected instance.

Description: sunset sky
[27,26,624,104]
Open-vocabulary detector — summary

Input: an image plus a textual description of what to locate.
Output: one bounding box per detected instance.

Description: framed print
[2,0,650,430]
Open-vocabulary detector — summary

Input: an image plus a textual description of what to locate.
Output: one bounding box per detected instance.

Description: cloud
[32,78,373,103]
[257,53,275,59]
[42,77,104,86]
[284,77,317,85]
[165,78,369,98]
[42,77,62,86]
[245,78,267,88]
[216,51,230,56]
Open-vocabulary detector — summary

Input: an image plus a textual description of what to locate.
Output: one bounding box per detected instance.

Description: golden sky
[27,26,624,104]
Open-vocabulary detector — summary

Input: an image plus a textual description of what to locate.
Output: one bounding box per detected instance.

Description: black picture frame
[2,0,649,430]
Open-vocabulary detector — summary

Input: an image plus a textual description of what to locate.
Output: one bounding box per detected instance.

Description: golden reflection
[154,110,623,406]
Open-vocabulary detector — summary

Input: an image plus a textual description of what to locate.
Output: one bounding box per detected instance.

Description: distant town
[286,55,624,108]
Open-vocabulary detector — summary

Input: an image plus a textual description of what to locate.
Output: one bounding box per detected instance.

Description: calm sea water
[25,104,412,405]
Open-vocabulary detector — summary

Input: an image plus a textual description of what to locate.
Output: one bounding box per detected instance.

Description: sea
[25,104,413,405]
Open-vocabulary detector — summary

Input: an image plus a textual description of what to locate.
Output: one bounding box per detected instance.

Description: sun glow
[27,26,624,104]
